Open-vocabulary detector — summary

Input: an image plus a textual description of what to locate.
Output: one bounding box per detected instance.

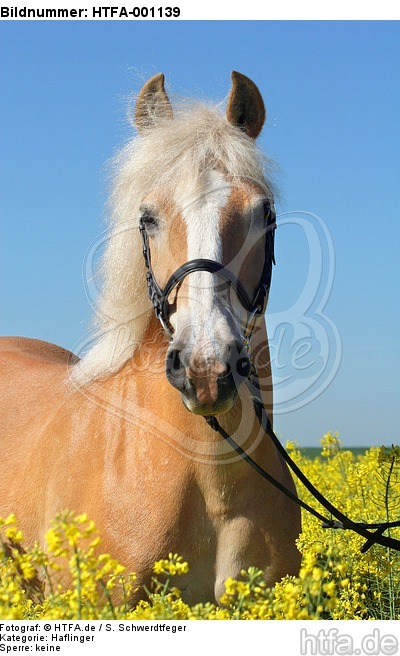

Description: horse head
[135,72,276,416]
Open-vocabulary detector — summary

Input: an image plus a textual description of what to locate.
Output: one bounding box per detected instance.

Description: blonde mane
[72,100,274,384]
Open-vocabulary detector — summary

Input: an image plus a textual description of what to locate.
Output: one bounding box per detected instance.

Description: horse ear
[226,71,266,139]
[135,73,173,133]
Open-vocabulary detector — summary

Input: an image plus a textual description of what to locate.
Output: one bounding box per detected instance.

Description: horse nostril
[166,349,184,381]
[236,356,251,379]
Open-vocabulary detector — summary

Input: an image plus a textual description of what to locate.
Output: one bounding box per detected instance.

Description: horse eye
[140,208,159,231]
[263,200,276,226]
[263,200,272,220]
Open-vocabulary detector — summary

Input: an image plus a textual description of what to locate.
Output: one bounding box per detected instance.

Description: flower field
[1,434,400,620]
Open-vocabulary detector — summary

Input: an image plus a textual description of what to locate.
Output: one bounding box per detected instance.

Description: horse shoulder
[0,336,77,457]
[0,336,79,367]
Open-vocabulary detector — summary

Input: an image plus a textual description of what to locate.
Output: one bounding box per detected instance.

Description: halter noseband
[139,203,276,346]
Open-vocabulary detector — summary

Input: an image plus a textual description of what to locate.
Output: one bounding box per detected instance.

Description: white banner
[0,1,399,20]
[0,620,400,655]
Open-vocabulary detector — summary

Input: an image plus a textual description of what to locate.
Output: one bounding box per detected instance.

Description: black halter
[139,204,276,344]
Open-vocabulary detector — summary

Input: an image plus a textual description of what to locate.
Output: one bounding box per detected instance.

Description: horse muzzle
[165,340,251,415]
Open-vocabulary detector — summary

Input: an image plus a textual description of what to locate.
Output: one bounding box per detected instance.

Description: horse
[0,72,301,604]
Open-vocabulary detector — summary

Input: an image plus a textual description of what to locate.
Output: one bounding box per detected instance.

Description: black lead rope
[205,377,400,553]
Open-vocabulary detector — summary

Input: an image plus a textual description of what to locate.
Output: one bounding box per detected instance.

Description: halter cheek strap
[139,210,276,345]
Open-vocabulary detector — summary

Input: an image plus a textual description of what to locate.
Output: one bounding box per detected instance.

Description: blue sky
[1,21,399,446]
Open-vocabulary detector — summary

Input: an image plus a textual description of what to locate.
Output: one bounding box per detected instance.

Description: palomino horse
[0,72,301,603]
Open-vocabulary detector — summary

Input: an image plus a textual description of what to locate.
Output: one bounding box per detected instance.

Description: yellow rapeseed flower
[1,439,400,620]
